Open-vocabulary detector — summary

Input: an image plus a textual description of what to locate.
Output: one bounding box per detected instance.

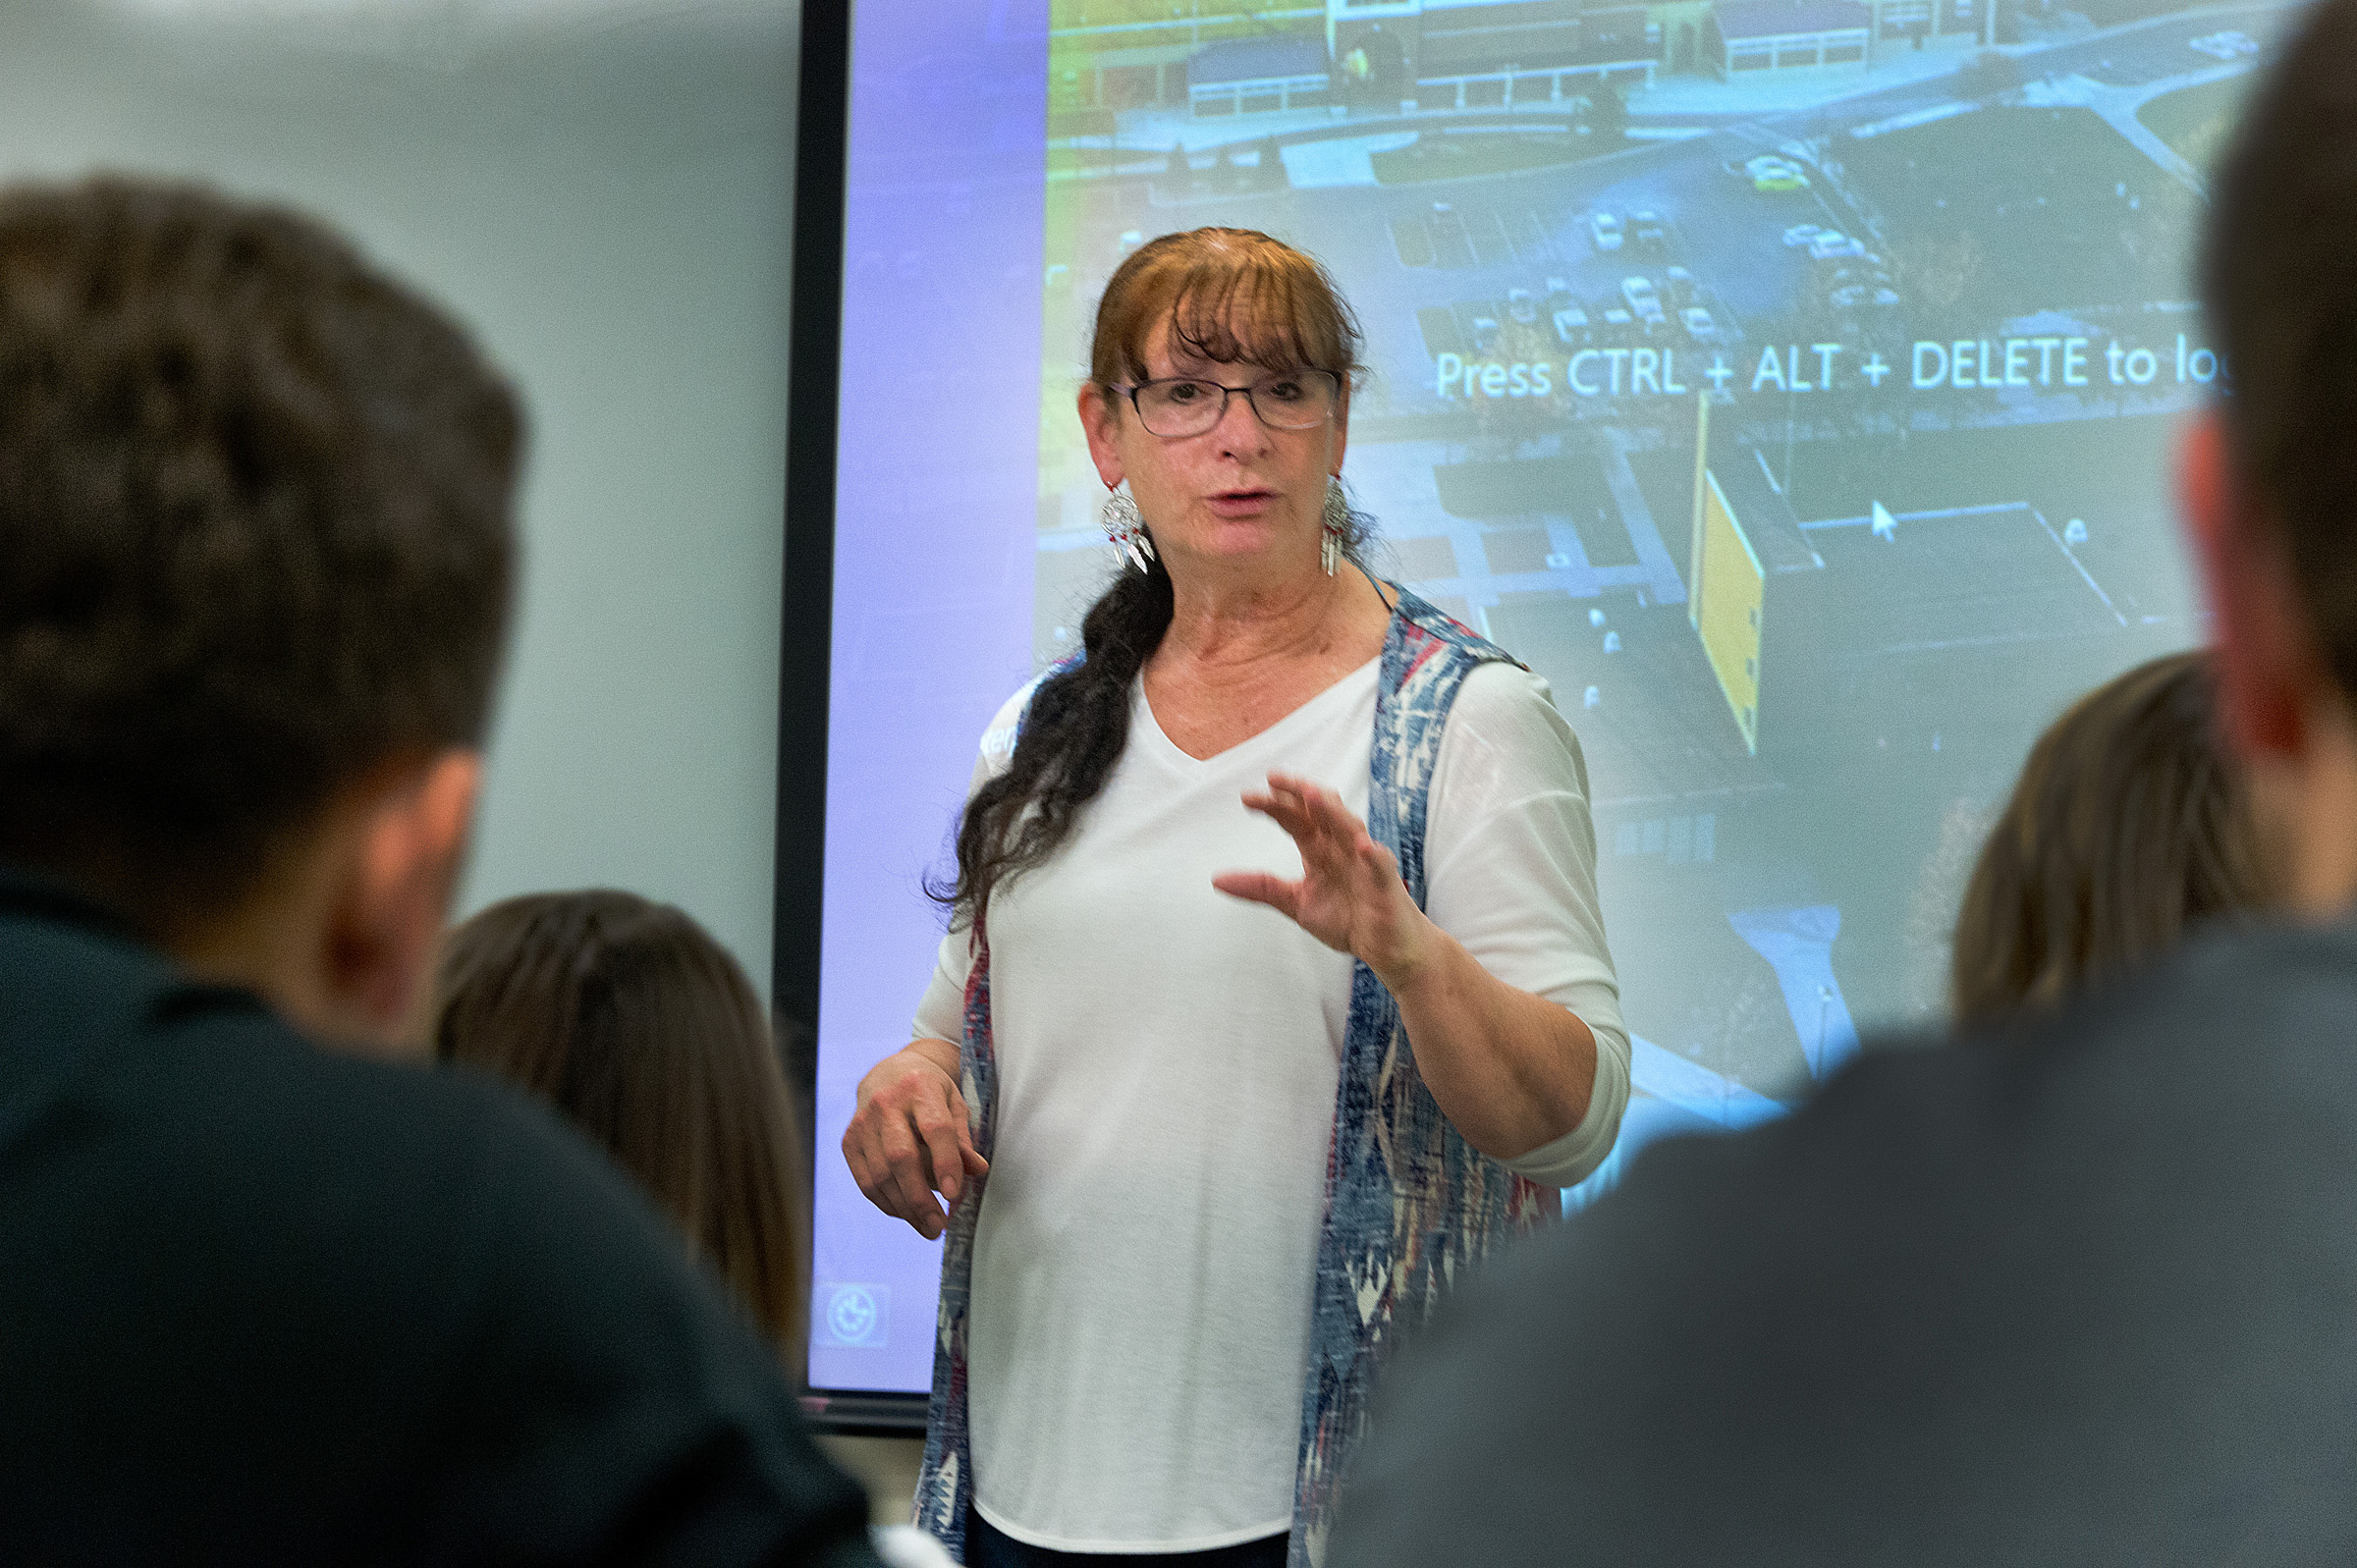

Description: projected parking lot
[1030,0,2282,1182]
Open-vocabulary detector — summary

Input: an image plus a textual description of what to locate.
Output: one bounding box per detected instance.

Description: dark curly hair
[935,228,1367,924]
[0,178,522,935]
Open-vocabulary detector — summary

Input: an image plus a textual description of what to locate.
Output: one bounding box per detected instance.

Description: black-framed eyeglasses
[1111,370,1342,438]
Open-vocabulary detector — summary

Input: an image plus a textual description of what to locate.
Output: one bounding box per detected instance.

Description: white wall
[0,0,798,996]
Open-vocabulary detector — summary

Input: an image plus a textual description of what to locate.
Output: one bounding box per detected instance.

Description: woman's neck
[1157,561,1389,678]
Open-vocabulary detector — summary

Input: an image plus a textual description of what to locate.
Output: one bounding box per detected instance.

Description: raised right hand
[843,1038,989,1241]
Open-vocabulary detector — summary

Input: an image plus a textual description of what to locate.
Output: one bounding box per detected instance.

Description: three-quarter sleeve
[906,680,1036,1049]
[1422,661,1631,1187]
[910,927,974,1049]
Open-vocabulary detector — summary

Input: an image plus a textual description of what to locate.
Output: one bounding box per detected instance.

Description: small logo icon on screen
[817,1283,889,1348]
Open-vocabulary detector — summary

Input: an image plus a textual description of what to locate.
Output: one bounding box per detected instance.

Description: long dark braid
[933,556,1172,923]
[934,227,1367,924]
[933,492,1373,924]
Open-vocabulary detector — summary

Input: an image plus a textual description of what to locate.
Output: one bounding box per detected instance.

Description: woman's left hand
[1220,773,1603,1162]
[1214,772,1435,985]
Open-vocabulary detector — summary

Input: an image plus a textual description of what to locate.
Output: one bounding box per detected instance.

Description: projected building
[1187,35,1332,116]
[1331,0,1662,102]
[1048,2,1325,116]
[1705,0,1873,73]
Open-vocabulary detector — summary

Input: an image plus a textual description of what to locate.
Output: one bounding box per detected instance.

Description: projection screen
[794,0,2283,1416]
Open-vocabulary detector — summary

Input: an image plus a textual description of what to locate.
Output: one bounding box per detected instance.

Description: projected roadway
[1029,0,2284,1200]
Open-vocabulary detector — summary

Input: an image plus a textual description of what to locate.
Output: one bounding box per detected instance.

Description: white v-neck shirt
[909,658,1628,1551]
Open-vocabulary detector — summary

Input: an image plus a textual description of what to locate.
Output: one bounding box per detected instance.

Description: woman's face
[1079,315,1349,580]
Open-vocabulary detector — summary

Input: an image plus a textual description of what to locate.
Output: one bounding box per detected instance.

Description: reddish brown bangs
[1160,261,1324,374]
[1089,228,1362,387]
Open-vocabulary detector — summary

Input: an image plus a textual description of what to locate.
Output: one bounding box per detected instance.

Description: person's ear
[324,750,482,1050]
[2180,409,2313,760]
[1079,383,1125,490]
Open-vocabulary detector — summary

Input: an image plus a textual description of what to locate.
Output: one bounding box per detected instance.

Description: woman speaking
[844,228,1630,1567]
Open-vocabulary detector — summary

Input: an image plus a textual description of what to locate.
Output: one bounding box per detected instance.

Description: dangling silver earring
[1321,475,1349,576]
[1103,485,1155,574]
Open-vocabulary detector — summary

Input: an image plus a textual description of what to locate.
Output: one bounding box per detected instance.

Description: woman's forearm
[1372,914,1598,1162]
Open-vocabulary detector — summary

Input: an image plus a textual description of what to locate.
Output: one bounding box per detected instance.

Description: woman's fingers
[946,1097,990,1180]
[844,1136,879,1210]
[1239,787,1316,842]
[913,1094,972,1210]
[1233,773,1403,920]
[1286,775,1373,850]
[1245,780,1354,869]
[844,1051,990,1239]
[1268,775,1370,851]
[849,1115,927,1232]
[1263,776,1393,891]
[1212,869,1302,916]
[872,1104,951,1238]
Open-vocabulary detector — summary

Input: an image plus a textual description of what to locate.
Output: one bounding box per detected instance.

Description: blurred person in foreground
[0,178,875,1563]
[1333,5,2357,1561]
[1950,649,2277,1025]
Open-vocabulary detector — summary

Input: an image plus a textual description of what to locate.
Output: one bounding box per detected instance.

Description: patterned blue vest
[913,587,1555,1563]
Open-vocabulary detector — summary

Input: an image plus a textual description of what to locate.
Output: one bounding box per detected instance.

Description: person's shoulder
[43,992,876,1558]
[1596,915,2357,1232]
[1472,911,2328,1283]
[0,887,186,1050]
[92,980,665,1272]
[1512,914,2357,1278]
[0,899,877,1559]
[1338,920,2357,1561]
[1401,921,2357,1388]
[1433,659,1580,788]
[1449,657,1564,731]
[0,927,707,1331]
[978,667,1065,771]
[1988,913,2357,1138]
[1453,656,1556,714]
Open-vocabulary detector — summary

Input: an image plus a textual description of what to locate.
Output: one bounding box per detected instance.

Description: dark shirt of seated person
[0,178,875,1564]
[1949,649,2277,1025]
[429,891,807,1357]
[1330,7,2357,1562]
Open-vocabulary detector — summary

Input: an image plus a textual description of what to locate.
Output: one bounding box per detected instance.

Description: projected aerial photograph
[1026,0,2281,1188]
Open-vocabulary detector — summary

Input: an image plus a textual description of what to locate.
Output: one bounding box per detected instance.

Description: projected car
[1735,153,1811,192]
[1620,275,1665,324]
